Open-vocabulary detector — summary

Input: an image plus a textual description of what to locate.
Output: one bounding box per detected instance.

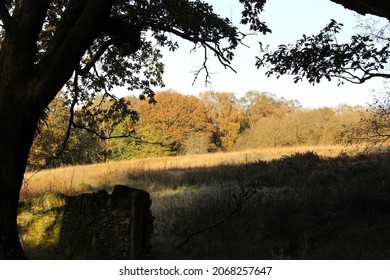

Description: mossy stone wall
[18,185,154,259]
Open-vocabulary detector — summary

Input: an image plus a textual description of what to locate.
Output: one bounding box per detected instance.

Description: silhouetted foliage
[257,19,390,85]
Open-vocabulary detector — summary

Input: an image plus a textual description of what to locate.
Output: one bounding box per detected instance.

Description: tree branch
[257,19,390,86]
[153,24,239,70]
[330,0,390,20]
[36,0,115,104]
[79,39,113,76]
[203,41,237,72]
[72,121,176,148]
[102,16,141,45]
[153,24,238,87]
[25,71,80,181]
[364,72,390,81]
[191,45,211,86]
[0,1,50,99]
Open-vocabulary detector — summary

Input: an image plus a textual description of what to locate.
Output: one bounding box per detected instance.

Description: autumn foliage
[28,89,365,170]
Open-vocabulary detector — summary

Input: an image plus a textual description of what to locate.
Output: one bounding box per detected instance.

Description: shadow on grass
[19,151,390,259]
[147,151,390,259]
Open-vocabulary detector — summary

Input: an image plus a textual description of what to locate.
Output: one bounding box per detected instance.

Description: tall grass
[19,145,390,259]
[21,145,355,199]
[148,151,390,259]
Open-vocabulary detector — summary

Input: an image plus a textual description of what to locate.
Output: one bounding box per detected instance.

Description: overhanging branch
[152,24,239,87]
[330,0,390,20]
[36,0,114,103]
[79,39,113,76]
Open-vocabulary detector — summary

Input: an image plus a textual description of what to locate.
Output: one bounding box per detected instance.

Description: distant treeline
[27,90,367,170]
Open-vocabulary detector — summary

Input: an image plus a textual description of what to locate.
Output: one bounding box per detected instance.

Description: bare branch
[364,72,390,81]
[191,45,211,86]
[203,42,237,72]
[71,121,175,148]
[63,71,80,155]
[152,24,238,72]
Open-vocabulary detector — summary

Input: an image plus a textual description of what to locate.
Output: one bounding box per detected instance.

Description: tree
[343,91,390,146]
[138,91,212,151]
[325,4,390,148]
[201,91,244,151]
[28,92,80,170]
[28,93,112,170]
[3,0,384,260]
[240,90,301,129]
[255,0,390,86]
[254,1,390,149]
[110,91,212,159]
[235,106,361,149]
[0,0,270,258]
[257,19,390,85]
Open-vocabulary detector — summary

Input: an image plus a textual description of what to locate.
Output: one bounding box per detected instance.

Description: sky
[119,0,389,108]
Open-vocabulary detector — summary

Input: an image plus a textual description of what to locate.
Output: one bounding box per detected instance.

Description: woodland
[1,0,390,258]
[28,89,367,170]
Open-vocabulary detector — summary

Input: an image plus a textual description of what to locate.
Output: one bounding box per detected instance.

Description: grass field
[18,145,390,259]
[21,145,356,199]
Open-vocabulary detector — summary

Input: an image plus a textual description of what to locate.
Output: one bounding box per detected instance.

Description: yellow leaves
[200,91,244,151]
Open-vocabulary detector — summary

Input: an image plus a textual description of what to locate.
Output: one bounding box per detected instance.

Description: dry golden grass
[21,145,359,199]
[20,144,390,259]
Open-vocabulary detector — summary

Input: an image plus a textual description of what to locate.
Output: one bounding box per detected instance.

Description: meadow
[21,145,353,198]
[19,145,390,259]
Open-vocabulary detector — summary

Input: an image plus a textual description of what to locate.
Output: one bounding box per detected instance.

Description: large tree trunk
[0,87,43,259]
[0,0,123,259]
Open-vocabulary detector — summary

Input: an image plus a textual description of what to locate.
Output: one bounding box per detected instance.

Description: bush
[235,108,362,150]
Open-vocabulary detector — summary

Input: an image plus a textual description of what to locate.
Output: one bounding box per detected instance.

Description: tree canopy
[256,1,390,86]
[257,19,390,85]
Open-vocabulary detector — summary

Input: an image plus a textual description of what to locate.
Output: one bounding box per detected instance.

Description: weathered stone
[19,185,154,259]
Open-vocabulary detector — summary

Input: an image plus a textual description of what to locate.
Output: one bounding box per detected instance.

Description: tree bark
[0,0,118,258]
[0,89,42,259]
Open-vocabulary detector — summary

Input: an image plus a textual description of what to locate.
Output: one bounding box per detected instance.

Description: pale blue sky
[120,0,389,108]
